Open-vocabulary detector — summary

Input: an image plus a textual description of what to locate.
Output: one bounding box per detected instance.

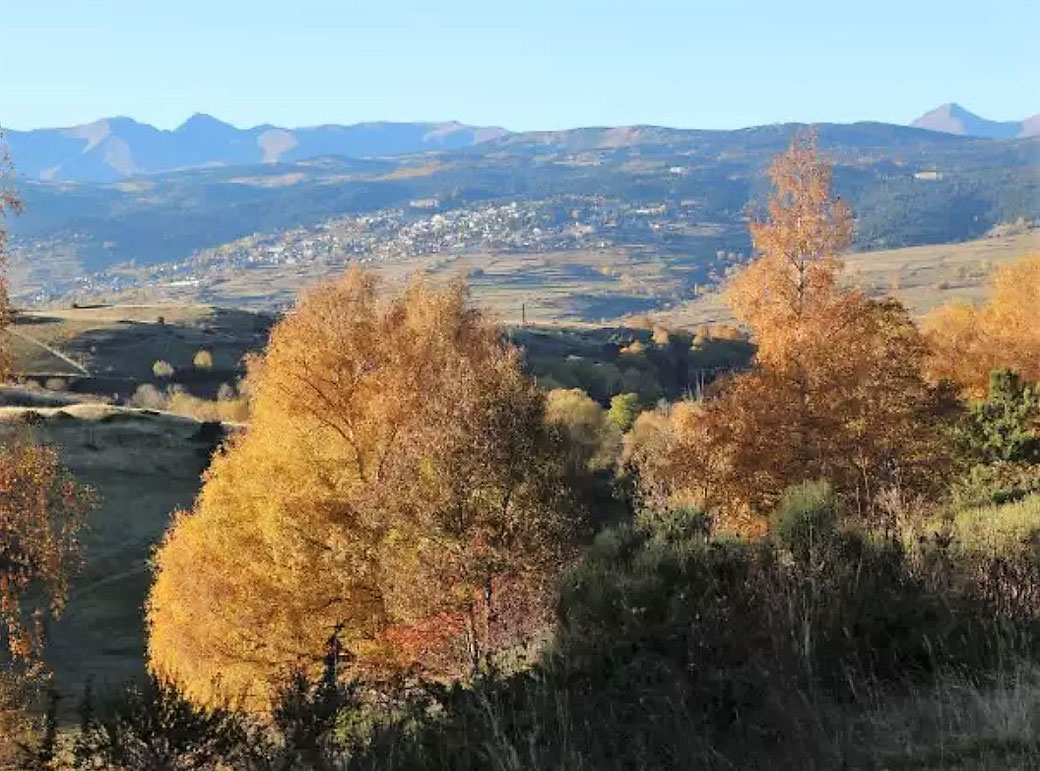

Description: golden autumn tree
[0,434,92,660]
[721,133,946,515]
[147,270,588,708]
[0,430,91,762]
[621,400,727,513]
[923,253,1040,396]
[635,133,946,522]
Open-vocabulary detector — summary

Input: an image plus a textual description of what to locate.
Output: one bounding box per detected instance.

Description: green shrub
[152,360,175,379]
[607,391,642,433]
[192,349,214,370]
[558,491,1040,711]
[771,479,838,559]
[951,461,1040,508]
[955,369,1040,465]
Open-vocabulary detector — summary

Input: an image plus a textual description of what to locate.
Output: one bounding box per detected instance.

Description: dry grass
[823,665,1040,769]
[654,229,1040,328]
[923,494,1040,556]
[0,405,213,705]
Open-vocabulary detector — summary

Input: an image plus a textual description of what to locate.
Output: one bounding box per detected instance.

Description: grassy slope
[5,305,273,401]
[653,229,1040,327]
[0,405,214,701]
[8,305,271,376]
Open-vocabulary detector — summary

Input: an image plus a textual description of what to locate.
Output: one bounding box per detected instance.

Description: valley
[7,120,1038,321]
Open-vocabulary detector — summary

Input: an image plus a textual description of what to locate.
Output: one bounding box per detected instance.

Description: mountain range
[911,103,1040,140]
[0,115,508,183]
[2,104,1036,184]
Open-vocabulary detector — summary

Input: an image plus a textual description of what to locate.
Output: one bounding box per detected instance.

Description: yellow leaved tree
[632,133,946,524]
[923,252,1040,396]
[147,270,588,708]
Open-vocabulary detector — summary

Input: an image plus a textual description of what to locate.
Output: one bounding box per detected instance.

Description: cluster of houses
[20,196,740,304]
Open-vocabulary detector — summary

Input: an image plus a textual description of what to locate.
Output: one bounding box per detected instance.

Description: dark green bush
[558,486,1040,707]
[947,370,1040,507]
[955,369,1040,465]
[69,677,249,769]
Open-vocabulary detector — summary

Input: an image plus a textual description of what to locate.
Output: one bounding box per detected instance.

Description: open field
[4,304,273,400]
[652,229,1040,327]
[62,244,710,324]
[58,228,1040,331]
[401,247,697,323]
[0,405,219,703]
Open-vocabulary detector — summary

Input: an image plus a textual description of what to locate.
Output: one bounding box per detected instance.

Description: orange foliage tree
[633,134,946,523]
[147,270,589,708]
[622,400,726,513]
[0,433,92,661]
[923,253,1040,396]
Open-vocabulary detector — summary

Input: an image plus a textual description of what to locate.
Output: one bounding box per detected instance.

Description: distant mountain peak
[911,103,1039,139]
[177,113,236,132]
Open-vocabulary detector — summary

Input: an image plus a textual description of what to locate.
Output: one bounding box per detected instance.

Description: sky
[1,0,1037,132]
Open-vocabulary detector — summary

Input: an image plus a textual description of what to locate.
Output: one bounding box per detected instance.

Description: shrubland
[131,381,250,423]
[7,135,1040,769]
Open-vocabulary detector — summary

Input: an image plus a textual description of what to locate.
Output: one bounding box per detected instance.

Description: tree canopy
[147,270,589,708]
[631,134,946,524]
[924,252,1040,396]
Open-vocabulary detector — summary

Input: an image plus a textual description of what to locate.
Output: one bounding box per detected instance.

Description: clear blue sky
[2,0,1037,131]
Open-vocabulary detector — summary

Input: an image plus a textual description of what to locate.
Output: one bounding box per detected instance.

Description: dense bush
[955,369,1040,465]
[770,479,837,559]
[558,493,1040,708]
[949,369,1040,507]
[44,488,1040,770]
